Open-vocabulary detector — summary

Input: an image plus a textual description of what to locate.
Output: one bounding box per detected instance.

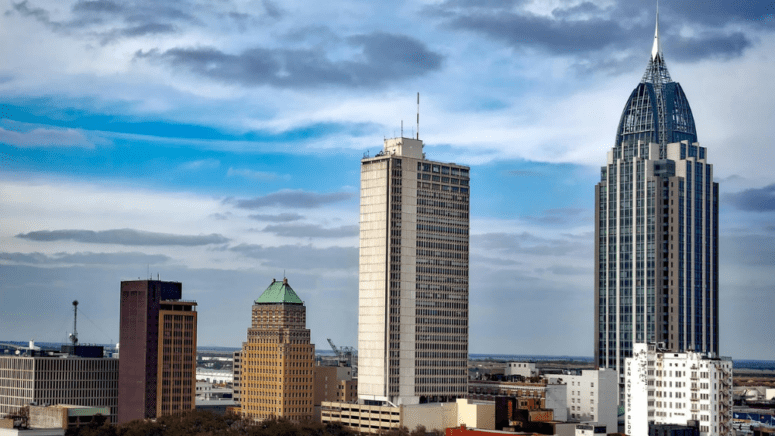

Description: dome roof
[614,9,697,155]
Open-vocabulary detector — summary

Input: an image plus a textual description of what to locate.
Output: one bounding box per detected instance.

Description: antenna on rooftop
[69,300,79,346]
[416,92,420,140]
[401,120,403,137]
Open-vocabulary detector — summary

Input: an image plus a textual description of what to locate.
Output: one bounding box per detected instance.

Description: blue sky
[1,0,774,360]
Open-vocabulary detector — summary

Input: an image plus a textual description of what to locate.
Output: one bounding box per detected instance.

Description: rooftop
[255,277,303,304]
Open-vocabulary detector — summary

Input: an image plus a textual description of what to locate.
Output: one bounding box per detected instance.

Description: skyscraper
[240,278,314,421]
[358,135,470,406]
[594,11,719,397]
[118,280,197,423]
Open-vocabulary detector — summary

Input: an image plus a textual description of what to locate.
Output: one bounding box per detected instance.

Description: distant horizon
[4,340,773,365]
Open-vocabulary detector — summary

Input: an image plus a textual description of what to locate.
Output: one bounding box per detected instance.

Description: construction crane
[327,338,355,367]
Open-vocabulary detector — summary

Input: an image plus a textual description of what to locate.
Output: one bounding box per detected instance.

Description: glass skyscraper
[594,12,719,398]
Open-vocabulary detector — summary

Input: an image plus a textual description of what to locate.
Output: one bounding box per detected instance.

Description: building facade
[0,354,118,423]
[322,398,492,435]
[505,362,537,379]
[118,280,197,423]
[546,369,618,433]
[239,278,314,422]
[625,343,732,436]
[594,12,719,396]
[313,365,357,406]
[358,136,470,405]
[232,351,241,404]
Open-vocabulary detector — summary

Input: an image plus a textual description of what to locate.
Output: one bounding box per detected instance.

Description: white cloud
[226,167,286,181]
[0,126,97,148]
[180,158,220,170]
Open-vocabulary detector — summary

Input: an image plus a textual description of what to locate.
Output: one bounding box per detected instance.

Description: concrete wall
[545,382,568,422]
[456,399,494,430]
[29,407,65,429]
[358,157,389,402]
[403,403,457,433]
[505,362,536,378]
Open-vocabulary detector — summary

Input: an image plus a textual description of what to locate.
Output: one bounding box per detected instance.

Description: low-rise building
[625,343,733,436]
[314,365,356,405]
[321,399,494,434]
[469,380,569,422]
[505,363,538,379]
[195,368,233,384]
[575,423,607,436]
[545,369,618,433]
[29,405,110,430]
[0,351,118,423]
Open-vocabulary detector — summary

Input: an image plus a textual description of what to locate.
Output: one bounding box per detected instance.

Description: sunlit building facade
[358,136,469,405]
[240,278,314,421]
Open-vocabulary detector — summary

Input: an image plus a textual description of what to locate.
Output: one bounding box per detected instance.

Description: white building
[358,135,470,405]
[0,354,118,423]
[195,368,233,384]
[505,362,537,379]
[546,369,618,433]
[625,343,732,436]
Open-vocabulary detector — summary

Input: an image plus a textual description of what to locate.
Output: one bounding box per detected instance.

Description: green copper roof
[255,278,303,304]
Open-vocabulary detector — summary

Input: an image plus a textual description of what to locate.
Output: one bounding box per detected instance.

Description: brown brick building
[240,278,314,422]
[313,365,357,406]
[118,280,197,423]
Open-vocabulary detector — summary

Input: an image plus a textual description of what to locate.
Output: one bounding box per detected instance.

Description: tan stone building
[156,300,198,417]
[313,365,357,405]
[240,278,314,421]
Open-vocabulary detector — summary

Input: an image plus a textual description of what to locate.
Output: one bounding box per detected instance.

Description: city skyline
[1,0,774,360]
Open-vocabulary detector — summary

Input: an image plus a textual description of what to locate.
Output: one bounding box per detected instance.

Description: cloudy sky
[1,0,773,360]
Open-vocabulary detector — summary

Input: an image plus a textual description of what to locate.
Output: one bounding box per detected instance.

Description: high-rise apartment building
[240,278,314,422]
[625,343,732,436]
[118,280,197,423]
[358,136,469,405]
[594,12,719,396]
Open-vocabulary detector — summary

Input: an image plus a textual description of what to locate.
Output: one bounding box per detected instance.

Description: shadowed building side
[118,280,197,423]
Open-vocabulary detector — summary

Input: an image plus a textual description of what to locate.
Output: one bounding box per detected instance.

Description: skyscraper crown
[614,6,697,156]
[255,277,303,304]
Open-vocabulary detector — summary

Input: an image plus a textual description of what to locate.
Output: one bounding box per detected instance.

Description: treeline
[68,411,357,436]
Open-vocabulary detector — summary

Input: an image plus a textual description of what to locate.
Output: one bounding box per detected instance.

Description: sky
[1,0,774,360]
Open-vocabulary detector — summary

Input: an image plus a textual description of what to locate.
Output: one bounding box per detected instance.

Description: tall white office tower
[594,9,719,400]
[358,136,469,405]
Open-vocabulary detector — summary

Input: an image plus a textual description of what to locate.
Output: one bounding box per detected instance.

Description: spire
[641,0,671,85]
[651,0,661,60]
